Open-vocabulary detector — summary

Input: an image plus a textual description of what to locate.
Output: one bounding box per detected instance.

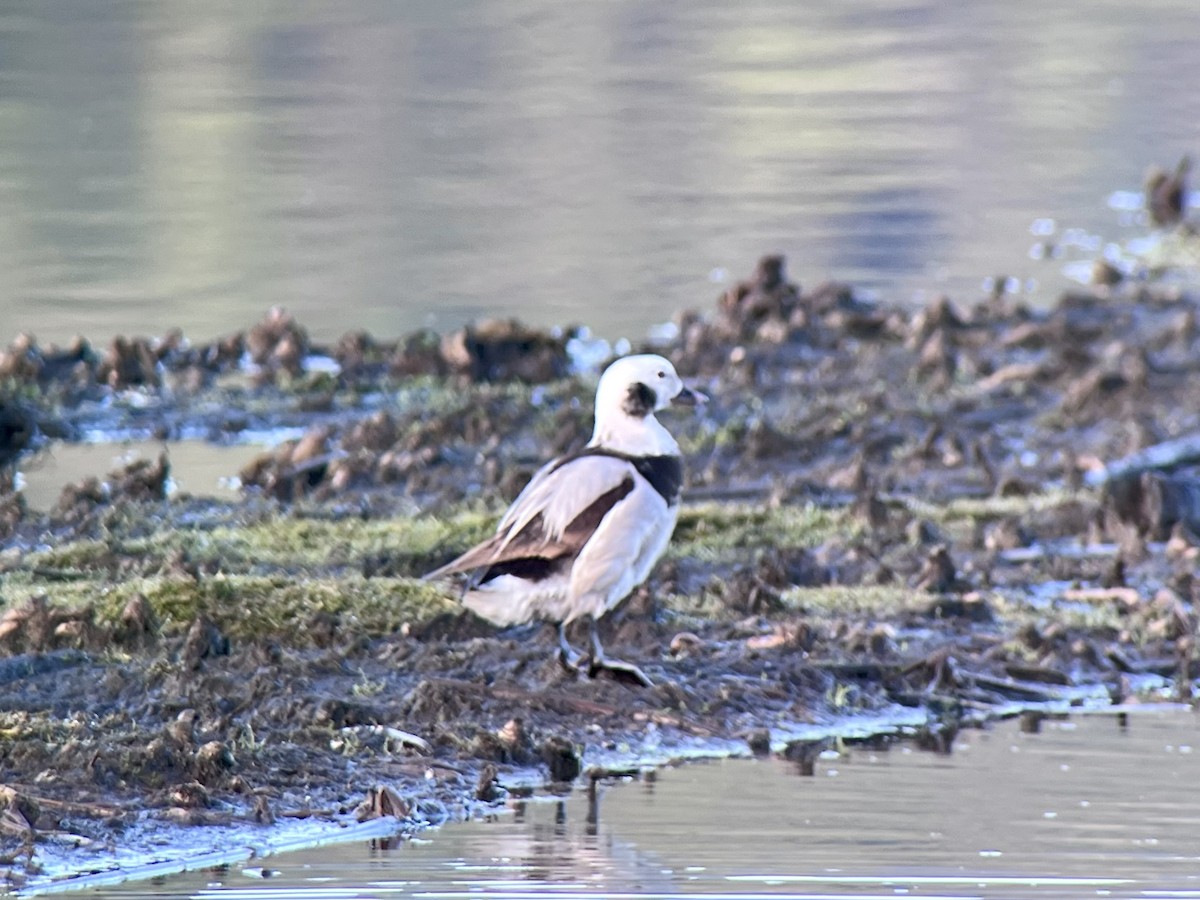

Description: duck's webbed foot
[556,622,587,673]
[585,619,655,688]
[588,655,655,688]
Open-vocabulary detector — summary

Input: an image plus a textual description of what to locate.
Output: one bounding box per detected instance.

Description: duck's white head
[590,354,701,456]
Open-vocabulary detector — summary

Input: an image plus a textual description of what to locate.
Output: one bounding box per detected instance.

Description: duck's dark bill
[672,385,707,407]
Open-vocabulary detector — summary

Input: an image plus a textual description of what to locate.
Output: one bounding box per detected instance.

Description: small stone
[475,763,504,803]
[539,736,581,783]
[744,729,772,757]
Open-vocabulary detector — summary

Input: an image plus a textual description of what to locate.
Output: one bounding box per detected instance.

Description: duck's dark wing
[424,454,637,581]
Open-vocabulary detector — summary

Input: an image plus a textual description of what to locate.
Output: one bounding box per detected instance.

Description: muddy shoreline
[3,250,1200,893]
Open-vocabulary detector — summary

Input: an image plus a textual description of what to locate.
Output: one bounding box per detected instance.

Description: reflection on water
[87,711,1200,900]
[1,1,1199,346]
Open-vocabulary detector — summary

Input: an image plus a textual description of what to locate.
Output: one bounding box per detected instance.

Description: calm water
[74,711,1200,900]
[2,1,1199,347]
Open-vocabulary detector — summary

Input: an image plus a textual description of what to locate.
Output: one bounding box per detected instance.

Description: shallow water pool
[78,709,1200,900]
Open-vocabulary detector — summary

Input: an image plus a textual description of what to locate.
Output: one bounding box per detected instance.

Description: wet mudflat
[3,237,1200,892]
[81,711,1200,900]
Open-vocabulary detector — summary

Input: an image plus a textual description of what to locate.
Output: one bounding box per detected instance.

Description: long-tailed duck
[425,354,701,686]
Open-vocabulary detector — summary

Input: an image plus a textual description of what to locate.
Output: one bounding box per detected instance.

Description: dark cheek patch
[623,382,657,418]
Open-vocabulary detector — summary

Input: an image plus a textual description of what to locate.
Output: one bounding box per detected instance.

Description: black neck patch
[627,454,684,504]
[557,447,684,505]
[622,382,657,418]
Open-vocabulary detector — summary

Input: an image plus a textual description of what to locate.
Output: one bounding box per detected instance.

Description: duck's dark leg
[586,617,654,688]
[557,622,586,672]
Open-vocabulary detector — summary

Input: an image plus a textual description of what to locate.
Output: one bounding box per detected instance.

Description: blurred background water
[1,0,1198,347]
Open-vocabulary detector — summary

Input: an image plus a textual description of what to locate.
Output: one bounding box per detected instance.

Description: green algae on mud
[1,500,845,645]
[671,501,846,556]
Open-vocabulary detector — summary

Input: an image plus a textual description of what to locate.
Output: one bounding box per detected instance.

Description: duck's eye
[657,370,666,378]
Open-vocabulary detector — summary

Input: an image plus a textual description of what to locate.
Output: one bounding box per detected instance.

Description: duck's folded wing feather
[424,454,636,580]
[497,454,634,544]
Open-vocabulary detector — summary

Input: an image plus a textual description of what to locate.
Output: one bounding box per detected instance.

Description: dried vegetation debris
[0,307,570,398]
[3,237,1200,885]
